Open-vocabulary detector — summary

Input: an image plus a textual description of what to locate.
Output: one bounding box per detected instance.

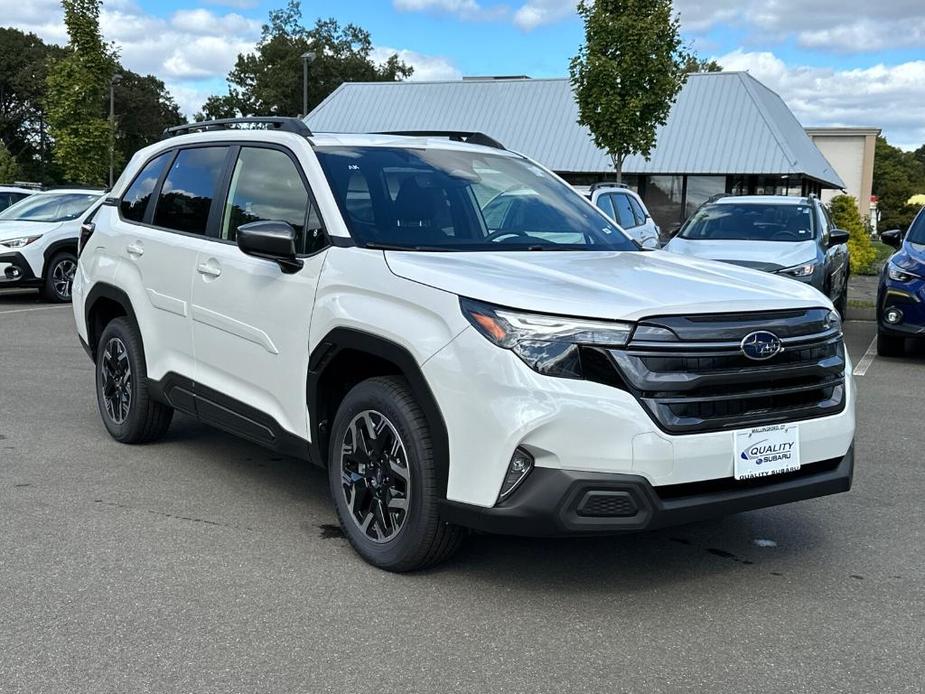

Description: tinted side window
[628,196,647,226]
[221,147,322,254]
[153,147,228,234]
[596,193,616,220]
[120,152,170,223]
[0,194,11,210]
[612,193,638,229]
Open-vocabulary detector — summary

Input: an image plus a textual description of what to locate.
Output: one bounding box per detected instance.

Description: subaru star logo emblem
[740,330,783,361]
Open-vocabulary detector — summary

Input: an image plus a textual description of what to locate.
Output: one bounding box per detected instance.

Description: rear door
[190,144,328,442]
[113,145,231,381]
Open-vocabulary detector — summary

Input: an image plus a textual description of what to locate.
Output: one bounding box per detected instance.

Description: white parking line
[853,335,878,376]
[0,305,70,316]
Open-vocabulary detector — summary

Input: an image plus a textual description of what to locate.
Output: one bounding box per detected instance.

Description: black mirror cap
[829,228,850,247]
[881,229,903,249]
[236,220,304,274]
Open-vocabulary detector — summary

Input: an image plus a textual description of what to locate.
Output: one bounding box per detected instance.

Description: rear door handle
[126,242,144,257]
[197,260,222,278]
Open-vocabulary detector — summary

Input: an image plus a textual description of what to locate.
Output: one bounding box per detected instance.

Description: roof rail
[163,117,313,139]
[376,131,506,150]
[705,193,731,204]
[589,181,630,193]
[11,181,44,190]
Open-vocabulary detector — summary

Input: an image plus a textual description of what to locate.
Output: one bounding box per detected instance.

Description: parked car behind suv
[0,185,37,212]
[877,207,925,356]
[0,188,103,301]
[575,183,660,248]
[74,119,855,571]
[664,195,850,315]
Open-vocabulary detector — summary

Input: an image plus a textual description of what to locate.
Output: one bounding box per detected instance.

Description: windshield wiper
[364,241,452,252]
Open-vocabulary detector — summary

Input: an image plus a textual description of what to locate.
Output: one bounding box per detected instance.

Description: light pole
[109,74,123,188]
[301,51,316,117]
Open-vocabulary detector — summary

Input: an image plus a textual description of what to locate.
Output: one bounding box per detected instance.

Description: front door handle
[197,260,222,278]
[126,242,144,257]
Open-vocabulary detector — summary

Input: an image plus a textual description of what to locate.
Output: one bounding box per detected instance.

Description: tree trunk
[612,152,625,185]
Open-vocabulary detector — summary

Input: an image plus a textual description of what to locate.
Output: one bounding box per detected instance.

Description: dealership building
[306,71,850,229]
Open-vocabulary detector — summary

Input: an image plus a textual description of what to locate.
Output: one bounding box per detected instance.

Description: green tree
[0,28,64,181]
[198,0,412,119]
[683,55,722,73]
[570,0,690,183]
[873,136,925,232]
[830,194,876,273]
[0,141,22,183]
[45,0,117,185]
[115,71,184,159]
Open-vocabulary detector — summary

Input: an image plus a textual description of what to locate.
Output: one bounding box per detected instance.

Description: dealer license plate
[734,424,801,480]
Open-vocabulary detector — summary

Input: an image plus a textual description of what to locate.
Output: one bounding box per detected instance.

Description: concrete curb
[846,307,876,322]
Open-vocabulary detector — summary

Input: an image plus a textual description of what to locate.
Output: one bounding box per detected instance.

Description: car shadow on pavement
[0,289,50,306]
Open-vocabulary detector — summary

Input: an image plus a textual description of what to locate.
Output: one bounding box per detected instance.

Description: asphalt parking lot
[1,289,923,694]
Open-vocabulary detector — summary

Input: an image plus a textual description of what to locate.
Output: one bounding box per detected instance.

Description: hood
[896,241,925,272]
[0,220,62,243]
[385,250,830,322]
[664,238,817,272]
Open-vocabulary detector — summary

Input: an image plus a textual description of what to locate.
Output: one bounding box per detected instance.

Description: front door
[191,145,328,442]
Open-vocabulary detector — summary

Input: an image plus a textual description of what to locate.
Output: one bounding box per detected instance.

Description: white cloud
[677,0,925,52]
[372,47,463,81]
[717,49,925,148]
[393,0,507,21]
[513,0,576,30]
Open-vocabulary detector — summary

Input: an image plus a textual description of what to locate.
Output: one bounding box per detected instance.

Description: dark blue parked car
[877,207,925,356]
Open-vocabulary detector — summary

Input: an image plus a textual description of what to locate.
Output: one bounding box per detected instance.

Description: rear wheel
[95,317,173,443]
[328,376,464,572]
[41,251,77,302]
[877,331,905,357]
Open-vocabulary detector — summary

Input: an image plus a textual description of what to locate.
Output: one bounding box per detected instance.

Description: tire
[95,317,173,443]
[877,331,905,358]
[41,251,78,303]
[328,376,464,572]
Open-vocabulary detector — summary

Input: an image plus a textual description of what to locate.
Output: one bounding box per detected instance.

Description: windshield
[679,202,816,242]
[906,208,925,244]
[0,192,100,223]
[314,146,638,252]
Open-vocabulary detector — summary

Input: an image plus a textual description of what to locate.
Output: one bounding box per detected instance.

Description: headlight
[460,298,633,378]
[1,235,42,249]
[778,261,817,278]
[887,261,922,283]
[824,309,842,333]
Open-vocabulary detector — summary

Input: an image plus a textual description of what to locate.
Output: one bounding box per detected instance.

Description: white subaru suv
[73,118,855,571]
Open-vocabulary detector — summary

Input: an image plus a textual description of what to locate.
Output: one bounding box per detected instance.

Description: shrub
[829,195,876,274]
[0,142,21,183]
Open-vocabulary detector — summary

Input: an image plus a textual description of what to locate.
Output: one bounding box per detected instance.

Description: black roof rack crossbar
[375,131,506,150]
[163,117,313,138]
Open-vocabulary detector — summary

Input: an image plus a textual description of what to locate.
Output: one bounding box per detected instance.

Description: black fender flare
[307,327,450,492]
[43,239,79,272]
[83,282,138,361]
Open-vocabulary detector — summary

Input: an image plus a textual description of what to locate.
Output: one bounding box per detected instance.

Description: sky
[4,0,925,148]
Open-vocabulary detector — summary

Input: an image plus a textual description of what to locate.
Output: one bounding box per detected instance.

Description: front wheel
[95,317,173,443]
[877,331,905,358]
[41,251,78,302]
[328,376,464,572]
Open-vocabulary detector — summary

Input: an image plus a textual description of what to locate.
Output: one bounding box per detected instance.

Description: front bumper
[441,446,854,536]
[0,251,41,288]
[878,277,925,336]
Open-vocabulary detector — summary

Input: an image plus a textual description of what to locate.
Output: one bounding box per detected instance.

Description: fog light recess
[498,447,534,502]
[885,307,903,325]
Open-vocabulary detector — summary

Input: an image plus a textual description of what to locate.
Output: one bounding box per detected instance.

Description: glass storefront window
[684,176,727,218]
[646,175,684,229]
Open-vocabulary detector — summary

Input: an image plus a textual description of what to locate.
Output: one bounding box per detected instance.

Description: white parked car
[576,183,660,248]
[73,119,855,571]
[0,185,38,212]
[0,188,103,301]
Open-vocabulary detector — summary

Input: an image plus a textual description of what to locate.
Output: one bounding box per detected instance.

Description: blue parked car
[877,207,925,356]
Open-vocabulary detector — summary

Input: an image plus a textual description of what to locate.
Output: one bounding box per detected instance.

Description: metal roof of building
[306,72,845,188]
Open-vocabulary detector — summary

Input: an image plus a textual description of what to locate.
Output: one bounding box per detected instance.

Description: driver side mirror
[829,229,850,247]
[881,229,903,249]
[236,221,304,274]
